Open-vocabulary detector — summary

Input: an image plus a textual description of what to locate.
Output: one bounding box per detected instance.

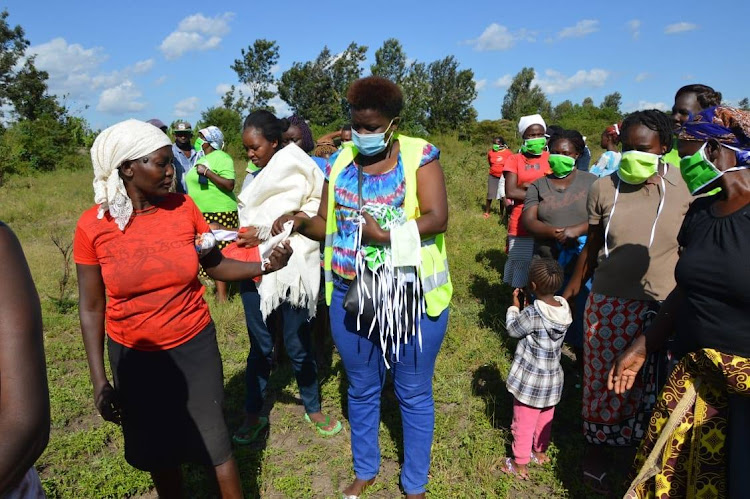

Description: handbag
[343,164,378,325]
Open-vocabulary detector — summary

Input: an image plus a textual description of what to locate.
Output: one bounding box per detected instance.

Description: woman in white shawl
[232,111,341,444]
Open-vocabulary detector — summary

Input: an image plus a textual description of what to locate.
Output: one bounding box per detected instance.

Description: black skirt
[107,322,232,471]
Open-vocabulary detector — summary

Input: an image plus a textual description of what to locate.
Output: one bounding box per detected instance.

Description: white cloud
[270,64,281,74]
[215,83,233,96]
[558,19,599,39]
[154,75,167,86]
[665,22,698,34]
[160,12,234,60]
[268,95,292,118]
[682,74,696,81]
[474,79,487,91]
[627,19,641,39]
[635,72,650,82]
[624,100,669,113]
[493,74,513,88]
[465,23,535,51]
[25,38,107,98]
[97,80,146,114]
[132,58,154,74]
[174,96,199,118]
[532,69,610,94]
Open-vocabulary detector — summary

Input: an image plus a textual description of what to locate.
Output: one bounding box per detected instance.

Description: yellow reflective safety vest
[323,134,452,317]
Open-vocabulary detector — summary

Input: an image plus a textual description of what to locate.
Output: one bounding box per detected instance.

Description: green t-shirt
[185,150,238,213]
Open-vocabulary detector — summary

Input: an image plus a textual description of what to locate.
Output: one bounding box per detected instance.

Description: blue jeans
[240,280,321,414]
[329,279,448,494]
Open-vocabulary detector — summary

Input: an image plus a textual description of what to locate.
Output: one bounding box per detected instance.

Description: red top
[74,194,212,351]
[503,152,551,237]
[487,148,512,177]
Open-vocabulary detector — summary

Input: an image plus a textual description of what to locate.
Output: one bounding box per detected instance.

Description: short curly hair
[346,76,404,119]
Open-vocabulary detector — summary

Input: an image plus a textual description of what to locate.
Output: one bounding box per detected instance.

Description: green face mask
[522,137,546,155]
[618,150,660,184]
[548,154,576,178]
[194,137,205,153]
[492,144,501,152]
[680,143,746,195]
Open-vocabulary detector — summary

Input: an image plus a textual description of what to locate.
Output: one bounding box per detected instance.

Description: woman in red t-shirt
[484,136,512,219]
[74,120,291,497]
[503,114,551,289]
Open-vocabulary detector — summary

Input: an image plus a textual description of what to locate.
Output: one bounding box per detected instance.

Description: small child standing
[500,257,572,479]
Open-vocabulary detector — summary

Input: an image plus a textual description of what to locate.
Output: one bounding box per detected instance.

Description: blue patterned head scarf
[679,106,750,165]
[198,126,224,150]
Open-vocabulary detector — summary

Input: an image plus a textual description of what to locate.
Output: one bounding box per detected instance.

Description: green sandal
[232,416,268,445]
[304,413,342,436]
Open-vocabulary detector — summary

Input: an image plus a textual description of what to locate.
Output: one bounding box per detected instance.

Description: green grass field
[0,138,626,498]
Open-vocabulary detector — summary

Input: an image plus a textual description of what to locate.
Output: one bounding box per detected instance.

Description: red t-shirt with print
[503,152,551,237]
[487,148,513,177]
[74,194,212,351]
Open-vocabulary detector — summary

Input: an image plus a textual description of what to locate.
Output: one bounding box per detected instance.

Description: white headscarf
[518,114,547,136]
[90,119,172,231]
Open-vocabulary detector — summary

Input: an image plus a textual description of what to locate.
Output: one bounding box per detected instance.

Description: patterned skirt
[503,236,535,288]
[626,349,750,498]
[582,293,663,446]
[199,210,239,278]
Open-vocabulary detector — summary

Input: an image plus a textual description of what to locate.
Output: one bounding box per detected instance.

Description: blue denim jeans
[240,280,320,414]
[329,279,448,494]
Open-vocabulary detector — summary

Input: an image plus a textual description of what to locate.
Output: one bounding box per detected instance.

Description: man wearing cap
[172,120,199,193]
[146,118,168,134]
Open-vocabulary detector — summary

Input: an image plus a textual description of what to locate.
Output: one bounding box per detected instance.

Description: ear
[705,139,723,163]
[119,160,135,180]
[390,116,401,131]
[530,281,538,293]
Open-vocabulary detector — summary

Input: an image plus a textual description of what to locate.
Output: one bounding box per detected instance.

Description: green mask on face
[618,150,660,184]
[194,137,205,153]
[492,144,501,152]
[680,142,746,195]
[548,154,576,178]
[521,137,546,155]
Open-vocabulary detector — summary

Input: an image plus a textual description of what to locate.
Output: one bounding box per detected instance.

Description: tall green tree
[370,38,407,84]
[400,61,430,134]
[223,39,279,114]
[425,56,477,133]
[600,92,622,113]
[501,67,551,121]
[278,43,367,126]
[0,9,63,121]
[738,97,750,111]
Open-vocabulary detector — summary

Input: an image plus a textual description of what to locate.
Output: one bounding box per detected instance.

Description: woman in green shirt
[186,126,238,302]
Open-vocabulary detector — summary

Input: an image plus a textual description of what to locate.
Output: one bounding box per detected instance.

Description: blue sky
[5,0,749,131]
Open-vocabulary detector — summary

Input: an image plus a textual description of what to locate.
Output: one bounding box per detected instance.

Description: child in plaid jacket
[500,257,572,479]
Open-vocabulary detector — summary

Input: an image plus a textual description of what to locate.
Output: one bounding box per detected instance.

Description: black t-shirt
[674,195,750,357]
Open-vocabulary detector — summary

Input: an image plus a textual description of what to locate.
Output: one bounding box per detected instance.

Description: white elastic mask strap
[604,181,620,258]
[648,176,666,249]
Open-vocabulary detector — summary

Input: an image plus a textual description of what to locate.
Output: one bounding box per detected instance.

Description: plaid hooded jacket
[505,297,572,408]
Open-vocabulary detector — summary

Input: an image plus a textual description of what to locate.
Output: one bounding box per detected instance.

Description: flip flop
[304,413,342,436]
[583,470,609,495]
[529,452,550,466]
[499,457,528,480]
[232,416,268,445]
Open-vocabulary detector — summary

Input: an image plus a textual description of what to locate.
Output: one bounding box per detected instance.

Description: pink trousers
[511,398,555,465]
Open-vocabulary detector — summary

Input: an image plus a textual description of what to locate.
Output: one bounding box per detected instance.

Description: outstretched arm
[0,225,49,492]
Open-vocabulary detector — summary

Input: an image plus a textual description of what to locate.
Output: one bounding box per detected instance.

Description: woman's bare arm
[0,226,49,492]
